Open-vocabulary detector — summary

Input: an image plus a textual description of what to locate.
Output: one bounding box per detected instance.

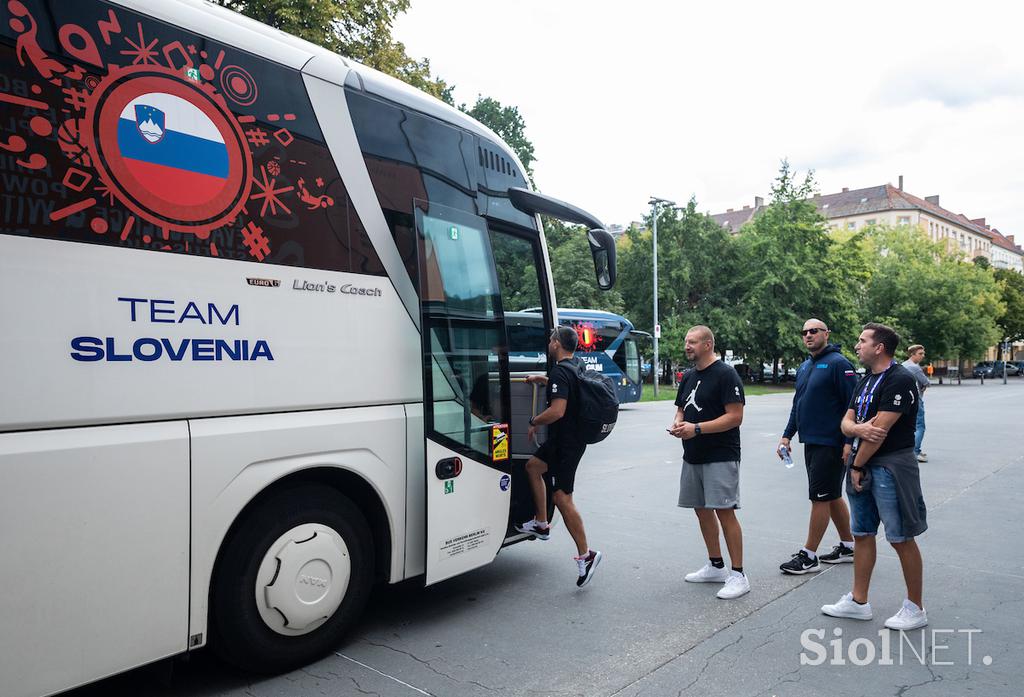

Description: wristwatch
[850,464,865,472]
[694,423,702,435]
[528,416,535,426]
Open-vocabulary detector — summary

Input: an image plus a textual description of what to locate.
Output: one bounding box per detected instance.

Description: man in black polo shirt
[821,322,928,630]
[670,325,749,600]
[515,326,602,588]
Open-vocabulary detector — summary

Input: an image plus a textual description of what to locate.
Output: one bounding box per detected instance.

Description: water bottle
[779,445,794,468]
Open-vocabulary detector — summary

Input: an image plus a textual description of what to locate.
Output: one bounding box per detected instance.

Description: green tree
[616,199,742,371]
[863,225,1004,363]
[461,96,536,178]
[733,161,864,377]
[994,268,1024,358]
[215,0,453,102]
[543,218,624,311]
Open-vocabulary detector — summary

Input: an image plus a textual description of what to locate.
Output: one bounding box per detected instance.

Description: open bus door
[416,202,514,585]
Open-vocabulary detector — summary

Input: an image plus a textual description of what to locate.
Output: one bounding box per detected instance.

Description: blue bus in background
[505,309,648,404]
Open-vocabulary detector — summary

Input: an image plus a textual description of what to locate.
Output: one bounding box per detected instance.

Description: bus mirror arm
[507,187,617,291]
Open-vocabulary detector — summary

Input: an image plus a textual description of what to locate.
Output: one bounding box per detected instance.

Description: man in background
[902,344,930,463]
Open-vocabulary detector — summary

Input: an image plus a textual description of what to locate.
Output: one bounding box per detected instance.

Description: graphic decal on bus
[88,69,251,234]
[1,1,386,276]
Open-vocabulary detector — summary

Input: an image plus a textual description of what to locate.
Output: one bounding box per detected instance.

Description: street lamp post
[648,196,675,397]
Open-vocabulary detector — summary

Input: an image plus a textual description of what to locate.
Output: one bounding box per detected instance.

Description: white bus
[0,2,616,695]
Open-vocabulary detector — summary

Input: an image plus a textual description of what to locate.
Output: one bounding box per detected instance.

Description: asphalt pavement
[66,378,1022,697]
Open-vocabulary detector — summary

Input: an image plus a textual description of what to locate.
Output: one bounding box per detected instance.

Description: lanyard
[855,361,896,423]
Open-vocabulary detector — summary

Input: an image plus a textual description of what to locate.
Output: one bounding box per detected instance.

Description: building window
[866,218,876,225]
[898,216,911,226]
[847,221,856,230]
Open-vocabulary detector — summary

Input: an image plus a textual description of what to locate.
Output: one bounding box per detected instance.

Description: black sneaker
[576,550,603,587]
[779,549,820,575]
[819,544,854,564]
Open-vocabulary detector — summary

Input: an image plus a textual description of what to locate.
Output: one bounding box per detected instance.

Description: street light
[648,196,675,396]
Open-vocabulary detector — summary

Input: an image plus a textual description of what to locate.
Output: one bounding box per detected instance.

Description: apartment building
[711,179,1000,261]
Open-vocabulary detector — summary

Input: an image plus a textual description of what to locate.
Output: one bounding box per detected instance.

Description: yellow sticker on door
[491,423,510,462]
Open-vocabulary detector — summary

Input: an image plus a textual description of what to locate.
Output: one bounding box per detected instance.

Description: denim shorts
[849,465,906,543]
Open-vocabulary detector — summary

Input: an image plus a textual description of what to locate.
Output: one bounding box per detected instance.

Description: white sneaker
[716,571,750,599]
[684,563,730,583]
[821,592,872,620]
[514,519,550,540]
[884,600,928,630]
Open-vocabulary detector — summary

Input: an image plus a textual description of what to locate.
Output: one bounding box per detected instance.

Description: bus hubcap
[255,523,351,636]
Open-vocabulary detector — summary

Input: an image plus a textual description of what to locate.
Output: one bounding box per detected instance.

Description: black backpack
[559,359,619,444]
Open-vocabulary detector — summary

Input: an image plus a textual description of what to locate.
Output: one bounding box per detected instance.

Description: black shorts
[804,443,845,501]
[533,438,586,494]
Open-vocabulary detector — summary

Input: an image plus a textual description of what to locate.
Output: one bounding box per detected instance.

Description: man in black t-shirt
[821,322,929,631]
[515,325,602,588]
[669,325,749,600]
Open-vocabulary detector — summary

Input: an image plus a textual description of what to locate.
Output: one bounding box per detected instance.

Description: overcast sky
[394,1,1024,234]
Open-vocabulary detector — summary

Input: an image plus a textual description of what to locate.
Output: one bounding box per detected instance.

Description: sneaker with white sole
[821,592,872,620]
[684,563,731,583]
[514,519,550,540]
[716,571,750,599]
[916,452,928,463]
[779,549,820,575]
[884,600,928,630]
[576,550,602,587]
[819,544,855,564]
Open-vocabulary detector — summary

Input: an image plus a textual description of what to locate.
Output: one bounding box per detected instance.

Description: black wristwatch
[694,423,702,435]
[850,464,865,472]
[529,416,535,426]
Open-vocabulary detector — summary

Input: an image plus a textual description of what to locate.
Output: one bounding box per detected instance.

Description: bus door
[416,202,514,585]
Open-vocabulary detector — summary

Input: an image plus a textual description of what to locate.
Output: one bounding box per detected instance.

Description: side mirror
[506,187,618,291]
[587,228,616,290]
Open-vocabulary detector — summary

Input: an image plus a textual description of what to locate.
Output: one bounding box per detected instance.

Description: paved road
[67,380,1022,697]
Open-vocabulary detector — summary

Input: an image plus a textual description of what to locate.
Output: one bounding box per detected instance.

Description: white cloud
[394,0,1024,235]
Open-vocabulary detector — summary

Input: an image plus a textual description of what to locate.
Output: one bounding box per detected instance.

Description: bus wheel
[211,485,374,673]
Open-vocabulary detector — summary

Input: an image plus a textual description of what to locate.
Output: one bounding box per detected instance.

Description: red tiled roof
[989,227,1023,254]
[709,207,760,230]
[711,183,1000,241]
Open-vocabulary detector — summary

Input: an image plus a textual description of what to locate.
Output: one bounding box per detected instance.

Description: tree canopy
[215,0,452,102]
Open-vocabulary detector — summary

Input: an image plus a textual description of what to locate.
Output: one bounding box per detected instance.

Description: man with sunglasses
[777,319,858,574]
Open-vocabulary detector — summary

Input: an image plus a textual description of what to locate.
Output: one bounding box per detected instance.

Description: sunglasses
[801,328,828,336]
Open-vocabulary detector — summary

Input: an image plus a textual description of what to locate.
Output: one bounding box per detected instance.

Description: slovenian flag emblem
[117,92,230,206]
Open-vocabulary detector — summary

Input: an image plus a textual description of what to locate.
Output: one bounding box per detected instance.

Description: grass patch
[638,383,794,402]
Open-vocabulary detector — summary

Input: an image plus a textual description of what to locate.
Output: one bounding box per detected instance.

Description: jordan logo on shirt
[684,381,703,412]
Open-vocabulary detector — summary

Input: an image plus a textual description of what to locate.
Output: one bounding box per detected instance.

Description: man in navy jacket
[777,319,858,574]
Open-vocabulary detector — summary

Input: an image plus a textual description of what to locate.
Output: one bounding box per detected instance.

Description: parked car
[972,361,1020,378]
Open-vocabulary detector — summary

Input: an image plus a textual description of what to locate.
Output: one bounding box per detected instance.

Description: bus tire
[210,484,374,673]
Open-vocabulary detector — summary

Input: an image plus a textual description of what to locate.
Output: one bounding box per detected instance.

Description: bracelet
[850,464,865,472]
[529,416,535,426]
[694,423,702,435]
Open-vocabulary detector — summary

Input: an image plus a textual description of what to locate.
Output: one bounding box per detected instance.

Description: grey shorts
[678,458,741,509]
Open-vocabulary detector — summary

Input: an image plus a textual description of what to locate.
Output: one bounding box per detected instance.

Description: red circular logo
[84,66,252,236]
